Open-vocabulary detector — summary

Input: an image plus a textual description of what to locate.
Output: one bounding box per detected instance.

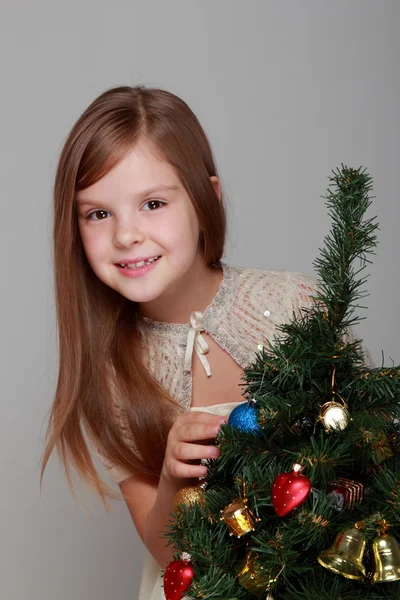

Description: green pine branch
[163,166,400,599]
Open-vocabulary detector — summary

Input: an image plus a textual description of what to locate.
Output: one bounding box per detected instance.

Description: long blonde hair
[40,85,227,510]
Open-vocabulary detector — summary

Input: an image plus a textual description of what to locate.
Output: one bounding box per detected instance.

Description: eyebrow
[76,184,180,206]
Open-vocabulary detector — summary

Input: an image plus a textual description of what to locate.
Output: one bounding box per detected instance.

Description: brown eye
[88,210,110,220]
[142,200,165,211]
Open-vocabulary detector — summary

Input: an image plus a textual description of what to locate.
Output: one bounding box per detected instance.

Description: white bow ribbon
[184,311,212,377]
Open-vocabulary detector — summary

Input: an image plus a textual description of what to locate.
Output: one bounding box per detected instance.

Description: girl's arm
[120,470,189,568]
[120,411,226,569]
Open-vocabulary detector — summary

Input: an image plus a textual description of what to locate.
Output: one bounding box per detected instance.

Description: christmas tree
[163,166,400,600]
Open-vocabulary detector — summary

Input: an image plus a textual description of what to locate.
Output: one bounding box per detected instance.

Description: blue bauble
[228,403,261,435]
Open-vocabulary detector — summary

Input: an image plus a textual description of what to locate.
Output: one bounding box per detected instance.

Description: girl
[41,85,367,599]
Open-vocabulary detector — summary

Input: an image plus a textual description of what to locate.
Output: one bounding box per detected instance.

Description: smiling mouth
[118,256,161,269]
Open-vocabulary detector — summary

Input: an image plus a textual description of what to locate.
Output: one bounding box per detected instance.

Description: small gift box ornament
[327,478,364,510]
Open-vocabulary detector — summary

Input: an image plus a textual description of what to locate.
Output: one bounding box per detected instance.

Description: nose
[113,222,145,248]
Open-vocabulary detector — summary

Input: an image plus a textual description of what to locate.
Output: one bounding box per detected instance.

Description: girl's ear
[210,176,222,201]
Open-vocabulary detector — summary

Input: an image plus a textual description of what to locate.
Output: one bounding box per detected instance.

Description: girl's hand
[161,412,226,482]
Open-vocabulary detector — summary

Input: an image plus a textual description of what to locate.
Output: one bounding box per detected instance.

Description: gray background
[1,1,399,599]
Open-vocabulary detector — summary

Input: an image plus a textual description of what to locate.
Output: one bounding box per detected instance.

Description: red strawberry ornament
[272,464,311,517]
[163,555,194,600]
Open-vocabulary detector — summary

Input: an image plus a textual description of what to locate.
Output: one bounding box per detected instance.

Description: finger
[167,460,208,480]
[178,421,225,443]
[177,411,227,427]
[173,441,221,462]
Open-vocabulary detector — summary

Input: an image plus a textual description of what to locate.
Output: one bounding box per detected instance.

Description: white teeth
[120,256,160,269]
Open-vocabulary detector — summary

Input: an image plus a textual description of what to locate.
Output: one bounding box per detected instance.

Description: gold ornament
[370,530,400,583]
[319,368,350,431]
[173,485,205,510]
[373,432,395,464]
[235,551,277,594]
[318,526,367,580]
[319,399,350,430]
[220,497,260,538]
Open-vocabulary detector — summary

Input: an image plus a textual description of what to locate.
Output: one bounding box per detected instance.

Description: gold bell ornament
[318,524,367,580]
[220,497,261,538]
[370,521,400,583]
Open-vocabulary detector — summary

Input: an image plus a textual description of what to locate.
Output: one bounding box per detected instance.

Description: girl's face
[76,139,218,307]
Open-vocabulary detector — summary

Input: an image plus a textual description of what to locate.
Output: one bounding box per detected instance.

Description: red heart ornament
[272,465,311,517]
[163,559,194,600]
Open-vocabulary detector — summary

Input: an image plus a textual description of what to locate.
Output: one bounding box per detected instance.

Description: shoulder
[232,264,317,295]
[220,264,319,354]
[228,264,319,317]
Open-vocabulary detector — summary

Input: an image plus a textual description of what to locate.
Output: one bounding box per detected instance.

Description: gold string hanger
[318,365,350,431]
